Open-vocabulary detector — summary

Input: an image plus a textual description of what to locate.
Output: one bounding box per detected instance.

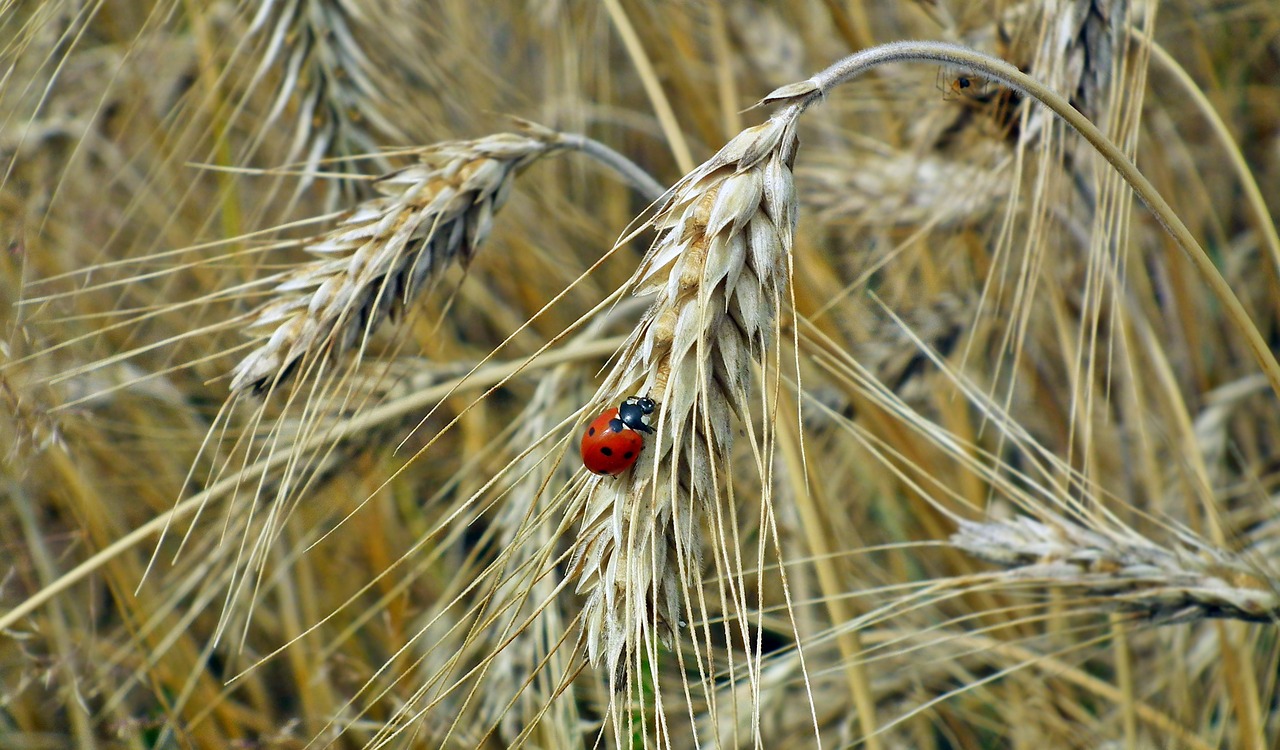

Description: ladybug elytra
[581,396,656,476]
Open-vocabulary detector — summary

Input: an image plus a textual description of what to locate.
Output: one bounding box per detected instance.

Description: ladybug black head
[618,396,656,433]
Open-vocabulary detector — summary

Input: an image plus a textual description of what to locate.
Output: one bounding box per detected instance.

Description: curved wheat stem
[760,40,1280,402]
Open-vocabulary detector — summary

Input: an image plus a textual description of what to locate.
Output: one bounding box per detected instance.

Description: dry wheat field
[3,1,1280,748]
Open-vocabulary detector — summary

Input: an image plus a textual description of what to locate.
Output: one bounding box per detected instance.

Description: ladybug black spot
[600,446,613,456]
[623,451,634,459]
[588,427,596,436]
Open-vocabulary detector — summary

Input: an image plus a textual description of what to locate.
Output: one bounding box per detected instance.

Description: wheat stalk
[569,107,800,701]
[761,40,1280,401]
[228,118,665,397]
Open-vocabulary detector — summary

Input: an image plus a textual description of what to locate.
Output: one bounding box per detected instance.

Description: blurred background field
[2,1,1279,747]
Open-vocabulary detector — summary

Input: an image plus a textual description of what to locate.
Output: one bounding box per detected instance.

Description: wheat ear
[249,0,407,193]
[229,129,559,394]
[229,120,664,396]
[953,516,1279,624]
[1046,0,1125,122]
[570,107,800,691]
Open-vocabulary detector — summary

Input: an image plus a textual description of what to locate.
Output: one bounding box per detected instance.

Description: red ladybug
[581,396,656,476]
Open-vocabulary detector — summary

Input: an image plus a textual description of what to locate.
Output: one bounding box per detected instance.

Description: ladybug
[581,396,656,476]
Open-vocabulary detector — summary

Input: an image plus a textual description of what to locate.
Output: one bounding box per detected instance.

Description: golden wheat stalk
[765,41,1280,398]
[569,108,800,692]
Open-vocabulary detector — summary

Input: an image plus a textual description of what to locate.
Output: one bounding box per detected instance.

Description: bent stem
[557,129,667,203]
[765,40,1280,402]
